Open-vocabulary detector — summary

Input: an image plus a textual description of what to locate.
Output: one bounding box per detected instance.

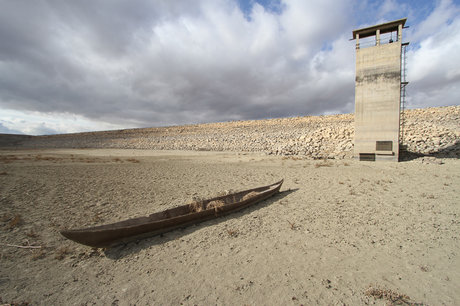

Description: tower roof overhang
[352,18,407,39]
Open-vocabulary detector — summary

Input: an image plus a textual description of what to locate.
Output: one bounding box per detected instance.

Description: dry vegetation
[188,201,204,213]
[0,154,140,164]
[282,156,303,161]
[91,213,104,224]
[287,220,298,230]
[0,213,11,222]
[206,200,225,212]
[188,190,260,213]
[31,248,47,261]
[315,159,334,168]
[25,229,39,239]
[0,297,30,306]
[7,214,23,229]
[54,245,73,260]
[226,228,238,237]
[241,191,259,201]
[364,285,418,305]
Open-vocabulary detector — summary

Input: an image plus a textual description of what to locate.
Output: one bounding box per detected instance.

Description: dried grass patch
[216,189,235,197]
[25,229,39,238]
[0,155,21,163]
[34,155,58,162]
[91,213,104,224]
[226,228,238,237]
[282,156,302,161]
[0,298,30,306]
[55,245,72,260]
[224,195,238,204]
[0,154,94,164]
[420,265,430,272]
[287,220,298,230]
[242,191,259,201]
[7,214,23,229]
[364,286,414,305]
[315,160,333,168]
[189,201,204,213]
[189,189,260,213]
[206,200,225,212]
[0,213,11,222]
[31,249,46,261]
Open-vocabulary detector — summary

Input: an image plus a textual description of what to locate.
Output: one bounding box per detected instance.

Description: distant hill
[0,134,33,147]
[1,106,459,159]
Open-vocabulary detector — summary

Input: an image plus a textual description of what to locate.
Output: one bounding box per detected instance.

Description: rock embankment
[4,106,460,159]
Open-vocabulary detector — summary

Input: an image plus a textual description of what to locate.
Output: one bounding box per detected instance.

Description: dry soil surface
[1,149,459,305]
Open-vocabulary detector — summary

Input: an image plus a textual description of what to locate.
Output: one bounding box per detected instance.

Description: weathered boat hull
[61,180,283,248]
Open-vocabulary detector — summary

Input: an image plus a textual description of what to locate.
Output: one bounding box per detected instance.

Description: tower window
[376,141,393,151]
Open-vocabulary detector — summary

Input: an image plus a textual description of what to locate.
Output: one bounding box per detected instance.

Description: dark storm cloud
[0,1,199,123]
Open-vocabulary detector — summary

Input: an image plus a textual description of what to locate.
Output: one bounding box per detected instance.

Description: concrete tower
[352,18,408,161]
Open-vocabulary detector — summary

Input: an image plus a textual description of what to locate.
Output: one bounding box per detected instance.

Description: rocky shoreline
[2,105,459,159]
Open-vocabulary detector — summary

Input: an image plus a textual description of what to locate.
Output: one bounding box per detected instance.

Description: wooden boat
[61,179,283,248]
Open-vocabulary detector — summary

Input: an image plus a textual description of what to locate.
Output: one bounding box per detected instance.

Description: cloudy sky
[0,0,459,135]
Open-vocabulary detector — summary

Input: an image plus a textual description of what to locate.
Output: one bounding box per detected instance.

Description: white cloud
[407,1,460,108]
[0,109,125,135]
[378,0,398,17]
[409,0,459,42]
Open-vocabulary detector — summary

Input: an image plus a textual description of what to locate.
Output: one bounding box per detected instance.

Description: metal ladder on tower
[400,42,409,152]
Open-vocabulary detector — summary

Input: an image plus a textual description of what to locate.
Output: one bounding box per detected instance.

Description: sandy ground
[0,149,459,305]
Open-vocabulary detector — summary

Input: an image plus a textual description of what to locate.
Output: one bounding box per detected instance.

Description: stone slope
[3,105,459,159]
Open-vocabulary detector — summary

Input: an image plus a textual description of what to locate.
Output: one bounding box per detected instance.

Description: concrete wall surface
[354,41,401,161]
